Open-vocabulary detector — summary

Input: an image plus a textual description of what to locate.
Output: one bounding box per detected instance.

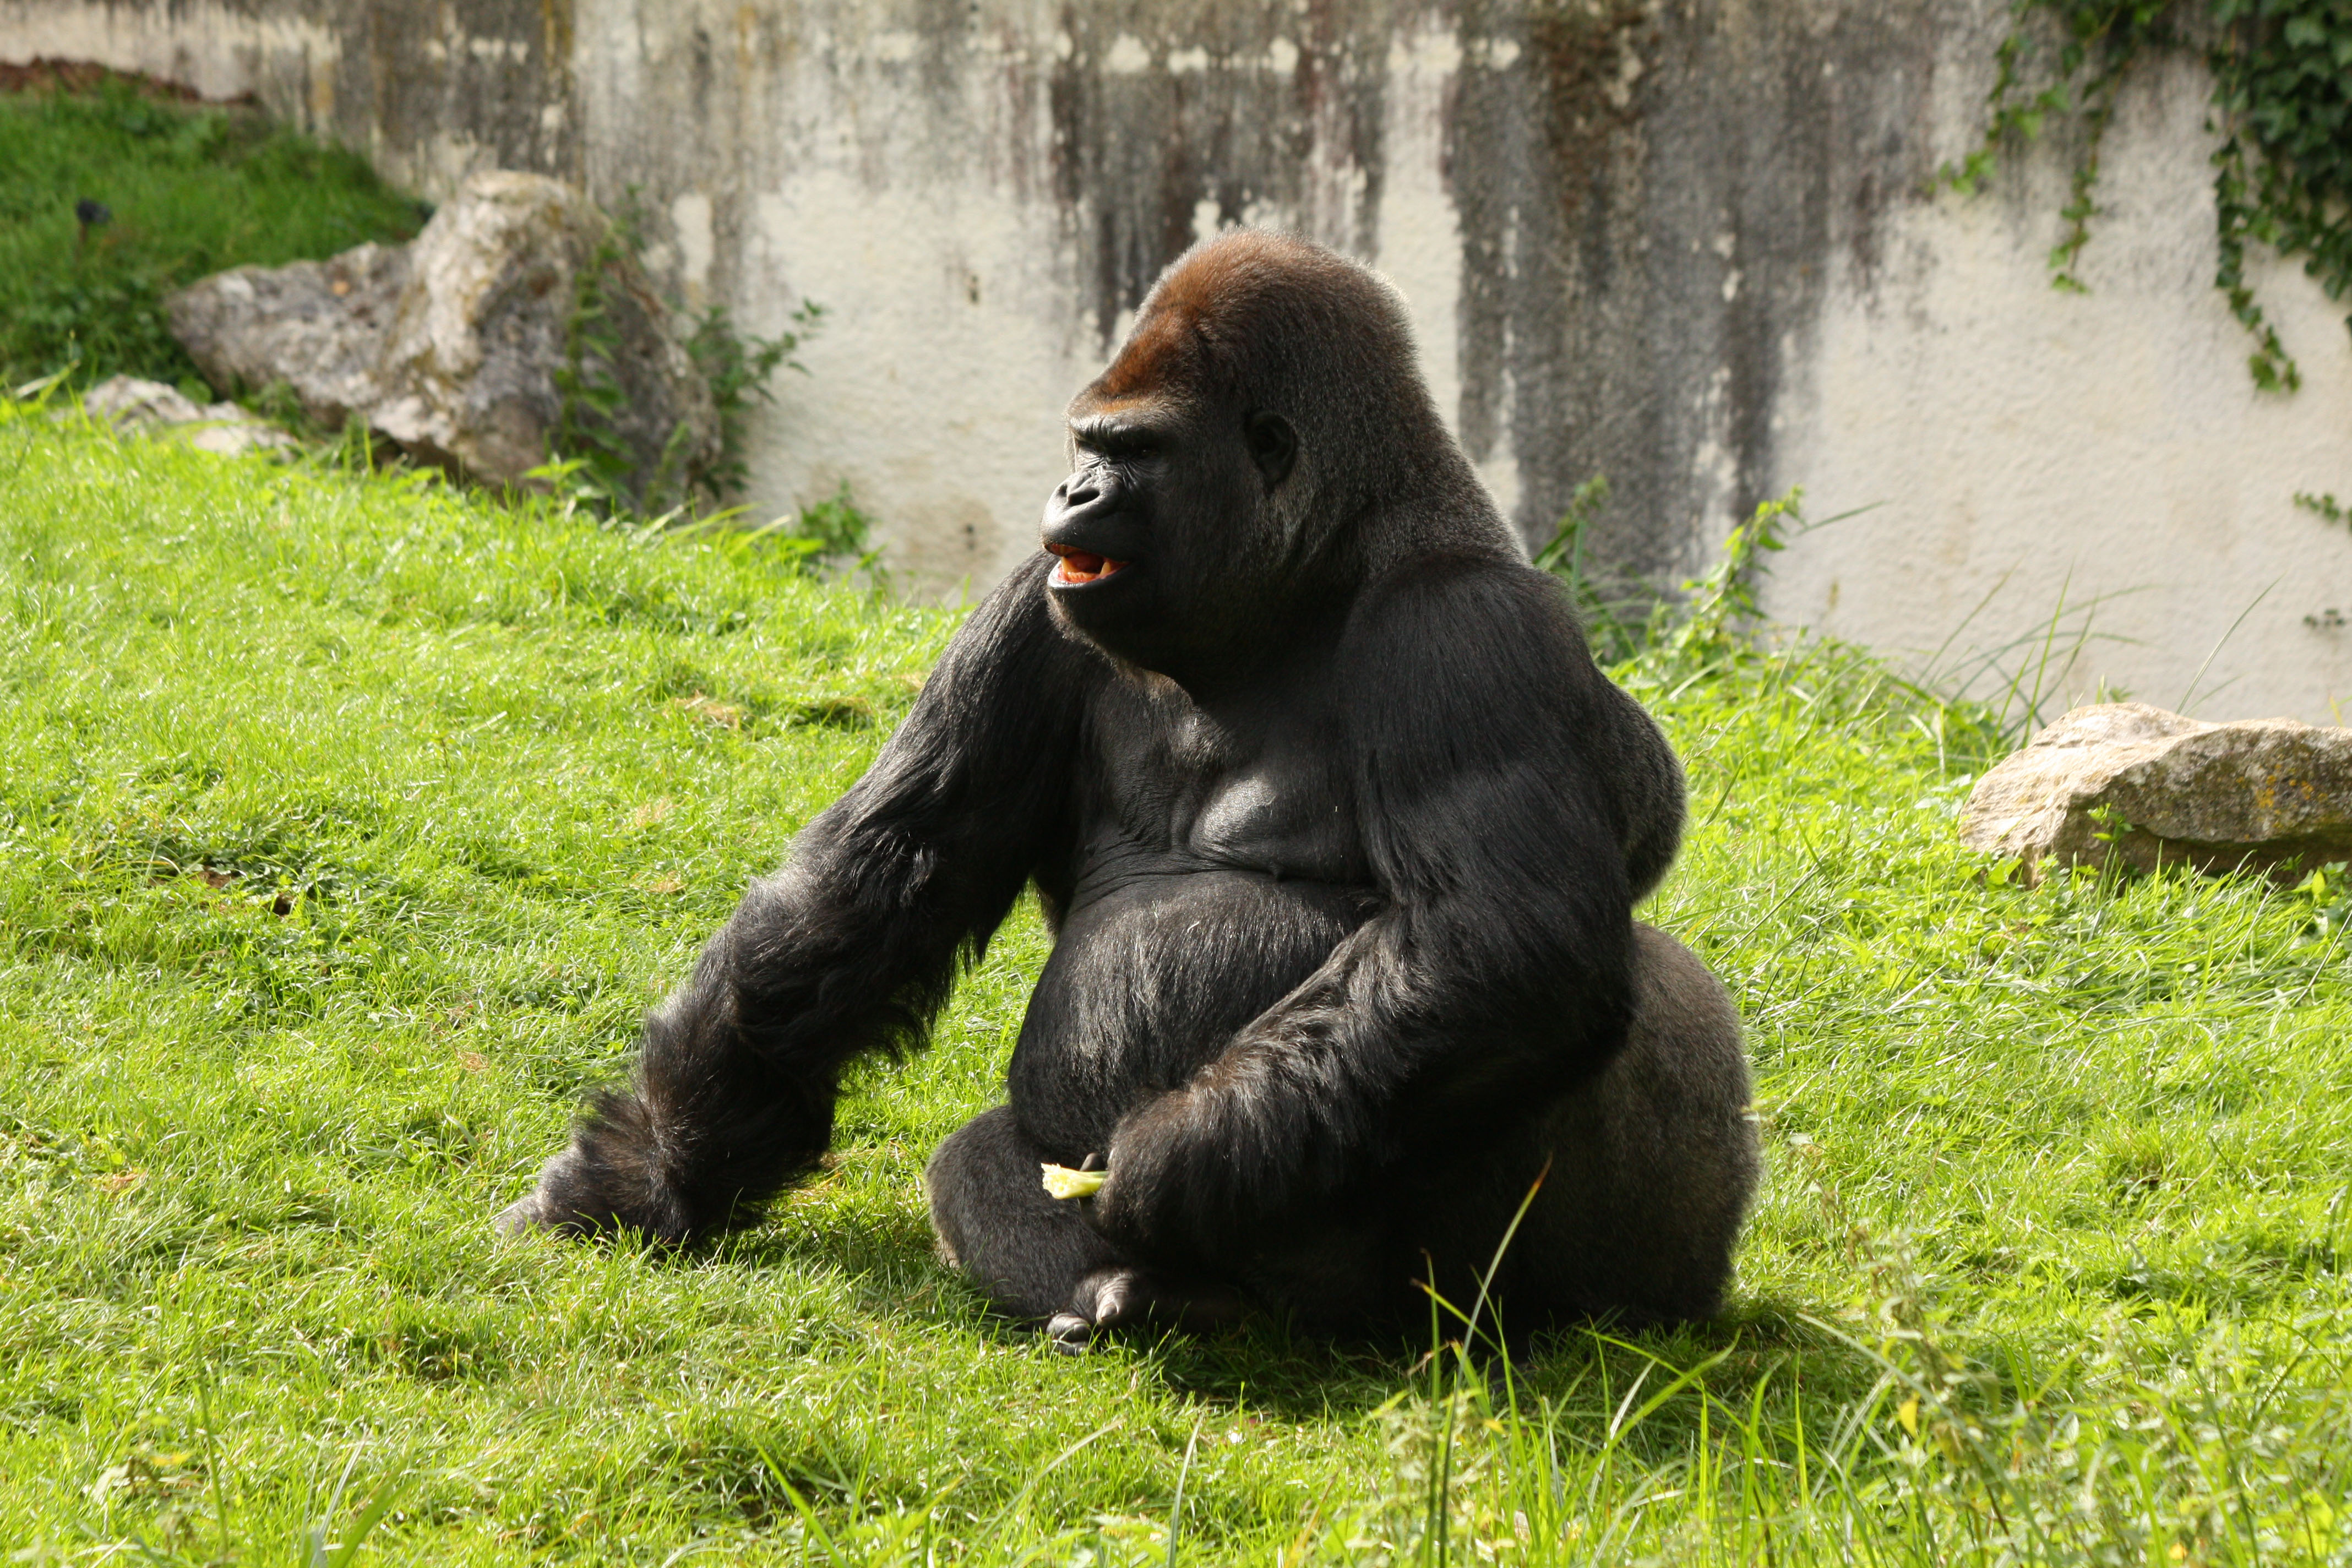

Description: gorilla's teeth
[1046,545,1127,585]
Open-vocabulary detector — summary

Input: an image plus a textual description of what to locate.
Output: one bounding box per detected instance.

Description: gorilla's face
[1039,401,1298,680]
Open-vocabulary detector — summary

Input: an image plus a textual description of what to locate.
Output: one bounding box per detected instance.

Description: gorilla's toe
[1044,1311,1096,1353]
[1091,1278,1147,1326]
[1079,1266,1250,1333]
[1077,1266,1149,1327]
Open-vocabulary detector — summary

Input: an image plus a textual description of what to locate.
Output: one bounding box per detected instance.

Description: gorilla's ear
[1243,411,1298,489]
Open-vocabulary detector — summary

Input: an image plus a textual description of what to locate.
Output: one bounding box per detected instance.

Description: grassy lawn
[0,73,424,391]
[4,399,2351,1564]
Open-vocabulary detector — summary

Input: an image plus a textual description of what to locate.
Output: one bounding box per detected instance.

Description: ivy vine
[1945,0,2352,393]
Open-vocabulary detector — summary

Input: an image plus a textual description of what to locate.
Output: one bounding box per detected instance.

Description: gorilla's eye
[1096,432,1159,461]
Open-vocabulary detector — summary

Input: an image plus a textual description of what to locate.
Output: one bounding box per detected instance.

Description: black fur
[502,231,1758,1341]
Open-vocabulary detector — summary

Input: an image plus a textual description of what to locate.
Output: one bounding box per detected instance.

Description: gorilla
[499,230,1758,1347]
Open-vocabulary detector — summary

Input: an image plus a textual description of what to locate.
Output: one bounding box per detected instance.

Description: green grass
[0,79,426,391]
[3,398,2351,1564]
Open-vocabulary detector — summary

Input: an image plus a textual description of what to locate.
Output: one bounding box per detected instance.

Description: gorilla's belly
[1006,866,1374,1157]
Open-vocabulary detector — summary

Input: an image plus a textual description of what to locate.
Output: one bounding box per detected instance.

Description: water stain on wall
[68,0,1948,581]
[25,0,2352,719]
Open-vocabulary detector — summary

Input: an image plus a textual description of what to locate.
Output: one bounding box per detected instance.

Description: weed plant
[3,401,2350,1562]
[0,77,426,391]
[545,194,815,516]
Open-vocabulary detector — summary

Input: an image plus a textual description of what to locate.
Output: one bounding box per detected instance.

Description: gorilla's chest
[1006,686,1379,1153]
[1074,685,1368,893]
[1176,752,1363,881]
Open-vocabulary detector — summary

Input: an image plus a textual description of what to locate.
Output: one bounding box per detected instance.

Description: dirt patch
[0,56,253,104]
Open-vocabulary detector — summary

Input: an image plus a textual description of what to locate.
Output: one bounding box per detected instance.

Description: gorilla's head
[1038,230,1465,684]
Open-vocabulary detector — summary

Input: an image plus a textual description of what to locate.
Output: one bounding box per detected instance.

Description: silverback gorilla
[498,231,1759,1347]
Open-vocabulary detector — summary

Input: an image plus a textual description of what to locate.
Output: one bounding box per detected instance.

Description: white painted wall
[1772,46,2352,726]
[0,0,341,113]
[7,0,2349,721]
[570,2,1514,598]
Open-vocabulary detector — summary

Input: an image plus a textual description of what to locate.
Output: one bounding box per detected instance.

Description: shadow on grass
[1121,1292,1892,1439]
[705,1205,1887,1442]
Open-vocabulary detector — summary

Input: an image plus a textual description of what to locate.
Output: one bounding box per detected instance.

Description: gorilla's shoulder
[1341,547,1589,683]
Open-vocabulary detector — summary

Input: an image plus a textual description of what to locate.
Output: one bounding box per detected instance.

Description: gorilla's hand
[1079,1086,1291,1272]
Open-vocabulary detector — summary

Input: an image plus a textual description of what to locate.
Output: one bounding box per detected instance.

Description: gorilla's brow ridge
[1070,415,1162,452]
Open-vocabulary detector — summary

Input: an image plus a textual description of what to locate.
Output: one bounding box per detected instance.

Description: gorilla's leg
[925,1106,1249,1349]
[1509,922,1758,1324]
[925,1107,1122,1319]
[1243,924,1755,1338]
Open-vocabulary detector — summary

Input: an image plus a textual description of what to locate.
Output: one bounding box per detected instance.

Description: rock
[1958,702,2352,884]
[82,374,294,456]
[166,243,406,432]
[84,375,209,428]
[365,172,718,496]
[166,171,717,502]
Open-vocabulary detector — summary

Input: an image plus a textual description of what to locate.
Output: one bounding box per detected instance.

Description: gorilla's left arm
[1090,558,1679,1269]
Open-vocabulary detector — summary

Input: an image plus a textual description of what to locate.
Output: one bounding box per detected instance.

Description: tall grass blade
[1166,1414,1203,1568]
[2178,574,2282,714]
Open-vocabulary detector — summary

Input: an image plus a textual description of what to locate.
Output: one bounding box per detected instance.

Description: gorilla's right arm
[507,557,1087,1243]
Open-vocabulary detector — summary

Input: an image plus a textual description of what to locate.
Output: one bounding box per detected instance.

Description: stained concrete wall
[6,0,2349,720]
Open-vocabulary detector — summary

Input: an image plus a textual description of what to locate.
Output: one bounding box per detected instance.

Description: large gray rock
[167,172,717,503]
[1959,703,2352,884]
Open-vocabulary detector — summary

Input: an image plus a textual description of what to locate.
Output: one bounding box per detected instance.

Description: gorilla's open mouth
[1046,542,1130,586]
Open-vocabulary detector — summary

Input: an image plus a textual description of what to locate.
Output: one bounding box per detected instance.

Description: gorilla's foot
[1046,1267,1251,1352]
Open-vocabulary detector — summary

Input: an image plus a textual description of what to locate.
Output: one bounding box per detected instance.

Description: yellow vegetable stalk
[1040,1163,1106,1200]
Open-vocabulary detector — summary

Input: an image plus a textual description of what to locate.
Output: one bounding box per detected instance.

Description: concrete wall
[6,0,2349,721]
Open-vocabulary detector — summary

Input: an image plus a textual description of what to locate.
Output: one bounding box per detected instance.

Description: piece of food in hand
[1041,1163,1107,1200]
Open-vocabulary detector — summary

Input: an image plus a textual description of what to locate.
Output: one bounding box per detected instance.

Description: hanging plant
[1945,0,2352,392]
